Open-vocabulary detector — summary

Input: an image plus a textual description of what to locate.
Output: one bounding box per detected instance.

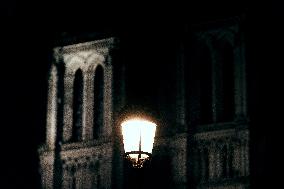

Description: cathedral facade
[39,16,249,189]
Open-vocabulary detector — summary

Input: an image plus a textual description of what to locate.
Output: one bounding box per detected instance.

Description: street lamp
[121,118,157,168]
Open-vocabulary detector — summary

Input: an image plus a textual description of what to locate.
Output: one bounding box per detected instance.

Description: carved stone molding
[62,155,99,170]
[54,37,117,57]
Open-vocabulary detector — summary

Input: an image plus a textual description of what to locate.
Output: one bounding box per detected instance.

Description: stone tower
[38,17,250,189]
[38,38,117,189]
[185,18,250,189]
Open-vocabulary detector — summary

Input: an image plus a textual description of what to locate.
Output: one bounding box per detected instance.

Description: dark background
[1,1,283,188]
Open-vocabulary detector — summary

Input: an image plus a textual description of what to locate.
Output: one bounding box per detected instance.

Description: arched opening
[199,45,213,124]
[93,65,104,139]
[72,69,83,142]
[185,42,213,126]
[216,42,235,122]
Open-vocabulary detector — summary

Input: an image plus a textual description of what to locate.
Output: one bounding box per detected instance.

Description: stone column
[234,42,247,121]
[210,43,218,123]
[104,56,113,138]
[225,143,230,178]
[171,135,187,189]
[176,40,186,130]
[208,142,217,180]
[83,69,94,141]
[63,72,74,142]
[240,140,246,177]
[234,140,242,177]
[46,64,58,150]
[81,71,88,141]
[215,142,222,179]
[53,51,65,189]
[244,138,249,176]
[40,152,55,189]
[74,165,81,189]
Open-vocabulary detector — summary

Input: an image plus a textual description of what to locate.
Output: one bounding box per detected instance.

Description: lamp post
[121,118,157,168]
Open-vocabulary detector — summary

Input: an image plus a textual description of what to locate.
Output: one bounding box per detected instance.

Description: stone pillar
[240,140,246,177]
[215,142,222,179]
[171,135,187,189]
[208,141,218,180]
[234,33,247,121]
[104,56,113,138]
[84,69,94,141]
[100,157,112,189]
[233,140,242,177]
[225,143,230,178]
[210,43,218,123]
[244,138,249,176]
[63,73,74,142]
[82,72,88,141]
[40,152,55,189]
[176,40,186,130]
[53,51,65,189]
[46,64,58,150]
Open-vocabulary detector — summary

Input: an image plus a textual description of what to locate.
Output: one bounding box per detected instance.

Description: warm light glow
[121,118,157,163]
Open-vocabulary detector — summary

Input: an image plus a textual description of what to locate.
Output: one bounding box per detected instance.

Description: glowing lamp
[121,118,157,168]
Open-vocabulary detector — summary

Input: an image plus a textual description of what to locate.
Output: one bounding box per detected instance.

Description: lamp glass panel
[121,121,140,153]
[140,122,156,153]
[121,119,157,155]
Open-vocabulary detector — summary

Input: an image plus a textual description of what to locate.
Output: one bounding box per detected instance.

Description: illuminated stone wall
[39,38,116,189]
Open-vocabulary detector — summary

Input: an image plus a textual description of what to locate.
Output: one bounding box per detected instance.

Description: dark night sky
[1,1,283,188]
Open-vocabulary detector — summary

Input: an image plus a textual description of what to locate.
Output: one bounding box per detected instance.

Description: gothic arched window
[216,42,235,122]
[199,45,213,124]
[72,69,83,142]
[93,65,104,139]
[185,42,213,126]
